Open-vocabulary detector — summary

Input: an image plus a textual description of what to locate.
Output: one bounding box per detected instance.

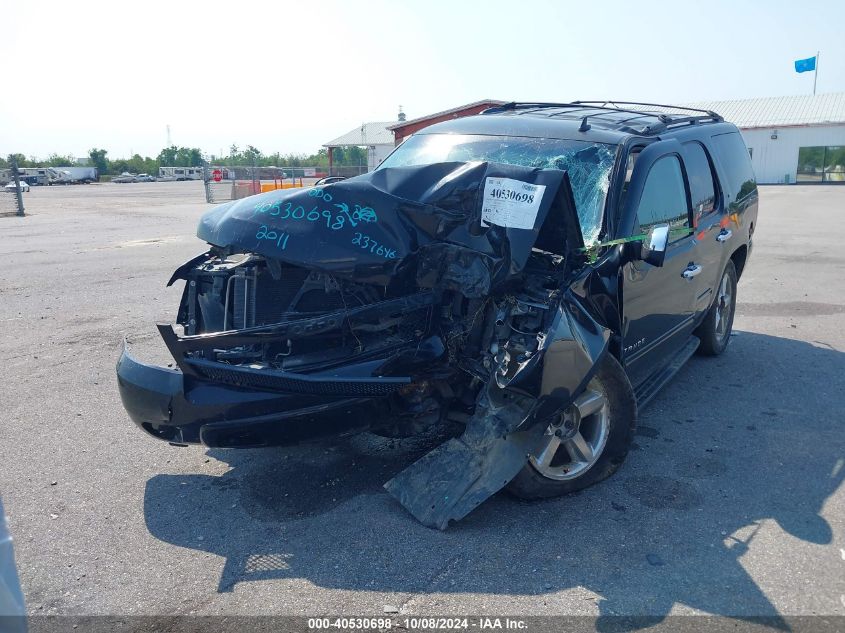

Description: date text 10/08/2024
[306,617,529,630]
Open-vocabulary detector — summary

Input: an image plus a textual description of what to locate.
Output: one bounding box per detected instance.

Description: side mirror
[640,224,669,267]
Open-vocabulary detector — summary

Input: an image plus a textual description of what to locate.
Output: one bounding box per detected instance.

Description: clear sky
[3,0,843,160]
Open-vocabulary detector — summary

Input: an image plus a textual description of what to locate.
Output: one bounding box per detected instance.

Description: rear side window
[682,142,717,221]
[635,155,690,238]
[710,132,756,202]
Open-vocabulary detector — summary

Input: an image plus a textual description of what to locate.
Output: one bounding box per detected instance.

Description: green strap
[580,234,647,263]
[580,228,691,263]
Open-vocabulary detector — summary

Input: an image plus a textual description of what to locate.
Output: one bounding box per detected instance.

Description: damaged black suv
[117,101,757,529]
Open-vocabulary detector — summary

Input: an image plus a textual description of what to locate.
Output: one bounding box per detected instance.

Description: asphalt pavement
[0,182,843,624]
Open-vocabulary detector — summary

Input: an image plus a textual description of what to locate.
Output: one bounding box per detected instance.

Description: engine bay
[172,247,566,437]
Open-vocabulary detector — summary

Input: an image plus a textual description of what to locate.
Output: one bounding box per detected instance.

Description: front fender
[525,290,611,424]
[383,292,610,530]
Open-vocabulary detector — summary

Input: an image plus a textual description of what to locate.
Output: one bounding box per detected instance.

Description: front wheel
[507,353,637,499]
[695,260,737,356]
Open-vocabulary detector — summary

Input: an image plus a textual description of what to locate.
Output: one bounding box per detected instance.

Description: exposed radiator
[232,267,312,329]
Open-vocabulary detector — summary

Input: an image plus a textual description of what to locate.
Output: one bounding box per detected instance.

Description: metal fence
[202,165,307,204]
[203,165,287,204]
[202,164,370,204]
[328,165,369,178]
[0,159,25,217]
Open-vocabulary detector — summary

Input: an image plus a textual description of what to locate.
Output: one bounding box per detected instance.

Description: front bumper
[116,343,387,448]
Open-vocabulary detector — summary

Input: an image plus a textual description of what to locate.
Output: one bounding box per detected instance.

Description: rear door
[681,140,724,319]
[619,140,699,388]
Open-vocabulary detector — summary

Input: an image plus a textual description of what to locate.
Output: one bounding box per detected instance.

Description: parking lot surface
[0,182,843,622]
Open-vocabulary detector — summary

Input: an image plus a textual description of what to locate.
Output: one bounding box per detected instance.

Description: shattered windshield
[378,133,618,245]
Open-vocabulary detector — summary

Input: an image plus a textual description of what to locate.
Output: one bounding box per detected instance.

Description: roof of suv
[417,101,738,145]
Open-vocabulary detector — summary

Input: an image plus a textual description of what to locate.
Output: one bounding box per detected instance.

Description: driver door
[620,142,700,388]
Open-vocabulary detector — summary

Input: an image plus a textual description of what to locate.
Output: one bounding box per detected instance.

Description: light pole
[10,157,24,217]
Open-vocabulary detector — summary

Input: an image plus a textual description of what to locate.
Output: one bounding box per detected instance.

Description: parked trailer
[52,166,98,184]
[0,169,43,186]
[17,168,62,186]
[158,167,203,181]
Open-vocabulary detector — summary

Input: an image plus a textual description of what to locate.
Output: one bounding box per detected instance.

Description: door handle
[716,229,733,242]
[682,264,702,279]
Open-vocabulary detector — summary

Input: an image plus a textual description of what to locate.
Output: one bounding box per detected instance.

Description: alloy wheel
[529,379,610,481]
[714,271,734,345]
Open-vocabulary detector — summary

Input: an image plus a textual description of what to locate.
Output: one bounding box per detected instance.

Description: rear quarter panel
[706,128,759,278]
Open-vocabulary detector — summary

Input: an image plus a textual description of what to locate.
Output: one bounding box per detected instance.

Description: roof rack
[481,101,724,136]
[482,102,579,114]
[572,100,722,118]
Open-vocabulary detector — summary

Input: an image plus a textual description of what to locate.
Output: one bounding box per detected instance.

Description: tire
[507,353,637,499]
[695,260,737,356]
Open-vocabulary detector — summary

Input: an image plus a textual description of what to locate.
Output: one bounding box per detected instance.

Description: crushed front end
[117,160,610,528]
[117,252,443,448]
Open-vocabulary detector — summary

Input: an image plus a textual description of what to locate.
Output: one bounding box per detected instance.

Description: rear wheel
[507,353,636,499]
[695,260,737,356]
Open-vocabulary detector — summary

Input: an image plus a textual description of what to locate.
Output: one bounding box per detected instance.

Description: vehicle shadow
[143,332,844,628]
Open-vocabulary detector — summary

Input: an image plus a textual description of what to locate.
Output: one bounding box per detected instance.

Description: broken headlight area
[172,251,434,381]
[118,160,611,529]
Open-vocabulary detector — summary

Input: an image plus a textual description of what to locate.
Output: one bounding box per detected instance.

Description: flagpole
[813,51,820,96]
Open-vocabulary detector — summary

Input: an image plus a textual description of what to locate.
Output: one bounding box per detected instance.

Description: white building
[687,93,845,184]
[323,121,397,175]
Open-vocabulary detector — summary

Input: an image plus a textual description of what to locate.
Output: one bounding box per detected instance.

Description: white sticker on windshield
[481,177,546,230]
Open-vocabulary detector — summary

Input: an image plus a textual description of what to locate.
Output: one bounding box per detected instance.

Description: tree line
[2,144,371,176]
[211,144,369,168]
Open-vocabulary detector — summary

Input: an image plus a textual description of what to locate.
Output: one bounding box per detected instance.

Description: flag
[795,56,817,73]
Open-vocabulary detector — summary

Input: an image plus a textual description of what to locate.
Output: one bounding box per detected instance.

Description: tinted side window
[635,155,690,238]
[682,142,717,221]
[711,132,756,201]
